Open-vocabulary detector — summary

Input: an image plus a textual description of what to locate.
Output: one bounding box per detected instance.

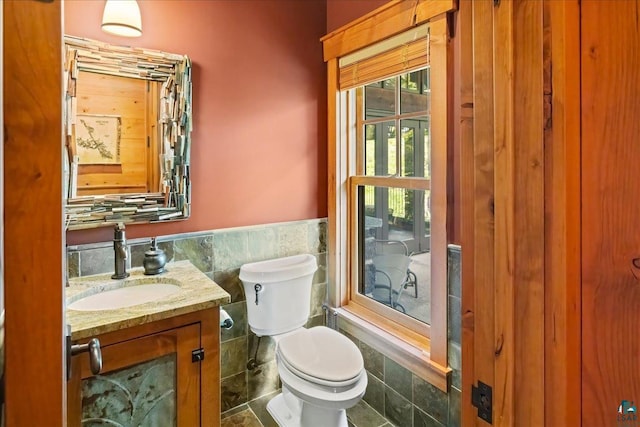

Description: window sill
[335,303,451,392]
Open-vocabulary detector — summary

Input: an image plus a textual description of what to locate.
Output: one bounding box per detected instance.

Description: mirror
[63,35,192,230]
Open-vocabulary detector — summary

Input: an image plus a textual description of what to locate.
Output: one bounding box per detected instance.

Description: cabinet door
[68,324,201,427]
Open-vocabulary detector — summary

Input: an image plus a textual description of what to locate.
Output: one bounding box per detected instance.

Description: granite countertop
[67,260,230,341]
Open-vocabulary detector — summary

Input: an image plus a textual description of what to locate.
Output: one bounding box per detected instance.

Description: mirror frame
[64,35,192,230]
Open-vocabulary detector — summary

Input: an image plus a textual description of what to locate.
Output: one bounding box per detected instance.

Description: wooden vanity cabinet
[68,308,220,427]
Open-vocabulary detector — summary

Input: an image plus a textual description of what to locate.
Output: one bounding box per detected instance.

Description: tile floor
[221,394,393,427]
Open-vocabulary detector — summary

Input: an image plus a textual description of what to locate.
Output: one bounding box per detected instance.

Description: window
[322,3,453,389]
[351,69,432,332]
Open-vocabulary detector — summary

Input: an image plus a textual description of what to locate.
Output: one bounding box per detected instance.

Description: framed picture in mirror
[64,35,192,230]
[75,114,122,165]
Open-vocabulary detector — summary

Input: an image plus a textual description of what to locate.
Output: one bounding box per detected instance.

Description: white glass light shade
[101,0,142,37]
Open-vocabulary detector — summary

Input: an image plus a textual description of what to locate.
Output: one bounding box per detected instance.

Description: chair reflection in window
[364,239,418,313]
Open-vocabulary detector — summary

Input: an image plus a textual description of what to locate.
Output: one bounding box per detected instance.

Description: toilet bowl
[269,326,367,427]
[239,255,367,427]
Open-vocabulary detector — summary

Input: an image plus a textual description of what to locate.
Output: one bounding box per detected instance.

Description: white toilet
[239,254,367,427]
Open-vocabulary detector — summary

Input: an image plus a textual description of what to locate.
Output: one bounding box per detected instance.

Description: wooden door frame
[3,0,64,425]
[462,0,581,425]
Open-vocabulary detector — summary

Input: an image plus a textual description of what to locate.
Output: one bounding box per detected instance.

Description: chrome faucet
[112,223,129,279]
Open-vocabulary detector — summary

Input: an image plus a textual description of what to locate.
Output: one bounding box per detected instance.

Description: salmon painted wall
[326,0,388,33]
[65,0,327,245]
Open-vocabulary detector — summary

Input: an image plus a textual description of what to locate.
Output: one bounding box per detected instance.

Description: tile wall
[340,245,462,427]
[68,222,461,426]
[67,218,328,422]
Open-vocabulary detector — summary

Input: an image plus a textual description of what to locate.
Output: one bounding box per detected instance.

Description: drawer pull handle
[71,338,102,375]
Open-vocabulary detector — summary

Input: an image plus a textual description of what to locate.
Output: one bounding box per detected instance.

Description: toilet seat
[279,353,359,389]
[277,326,364,387]
[276,353,368,411]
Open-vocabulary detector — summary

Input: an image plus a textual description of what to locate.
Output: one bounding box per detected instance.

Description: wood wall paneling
[470,0,496,424]
[3,0,64,425]
[581,1,640,425]
[545,0,581,425]
[491,1,547,424]
[458,0,476,422]
[512,1,545,424]
[493,0,516,422]
[469,1,584,425]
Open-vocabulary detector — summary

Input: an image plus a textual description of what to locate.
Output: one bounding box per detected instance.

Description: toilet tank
[239,254,317,336]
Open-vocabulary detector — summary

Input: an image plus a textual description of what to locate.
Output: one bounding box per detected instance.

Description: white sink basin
[68,283,181,311]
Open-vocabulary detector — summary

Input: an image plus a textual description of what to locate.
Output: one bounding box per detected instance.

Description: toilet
[239,254,367,427]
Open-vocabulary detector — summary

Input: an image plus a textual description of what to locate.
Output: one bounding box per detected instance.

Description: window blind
[338,24,429,91]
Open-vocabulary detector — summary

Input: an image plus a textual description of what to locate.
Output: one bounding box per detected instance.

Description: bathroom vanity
[66,261,230,426]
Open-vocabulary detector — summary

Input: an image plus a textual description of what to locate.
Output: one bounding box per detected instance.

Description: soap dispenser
[143,238,167,275]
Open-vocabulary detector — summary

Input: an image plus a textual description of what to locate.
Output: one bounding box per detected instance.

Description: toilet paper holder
[220,308,234,330]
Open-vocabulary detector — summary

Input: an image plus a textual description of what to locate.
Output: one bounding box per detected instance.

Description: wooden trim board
[3,1,64,426]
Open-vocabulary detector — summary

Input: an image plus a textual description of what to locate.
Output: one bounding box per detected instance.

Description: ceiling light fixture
[101,0,142,38]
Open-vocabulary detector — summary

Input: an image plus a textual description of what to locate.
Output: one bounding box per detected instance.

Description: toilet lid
[277,326,363,383]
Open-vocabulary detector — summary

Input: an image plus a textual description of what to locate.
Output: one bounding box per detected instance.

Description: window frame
[322,1,454,391]
[349,75,432,336]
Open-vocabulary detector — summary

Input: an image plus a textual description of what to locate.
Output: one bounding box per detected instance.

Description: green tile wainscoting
[219,245,463,427]
[338,245,461,427]
[67,219,328,423]
[67,222,461,427]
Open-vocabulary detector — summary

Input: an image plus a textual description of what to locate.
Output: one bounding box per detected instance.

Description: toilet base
[267,391,349,427]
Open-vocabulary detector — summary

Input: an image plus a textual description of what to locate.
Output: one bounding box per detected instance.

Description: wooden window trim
[323,4,453,391]
[321,0,456,61]
[335,304,449,392]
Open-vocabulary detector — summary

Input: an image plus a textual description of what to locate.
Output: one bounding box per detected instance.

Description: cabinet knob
[71,338,103,375]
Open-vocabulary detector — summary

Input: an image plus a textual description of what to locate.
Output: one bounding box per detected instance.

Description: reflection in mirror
[63,35,192,230]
